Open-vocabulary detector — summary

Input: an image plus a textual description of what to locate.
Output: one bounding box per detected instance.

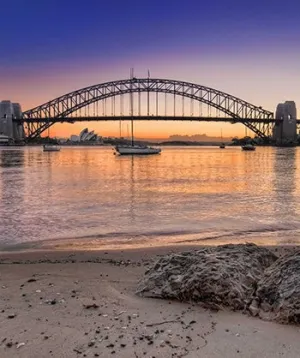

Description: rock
[252,251,300,324]
[137,244,277,310]
[248,300,259,316]
[83,303,99,310]
[27,278,37,283]
[7,314,16,319]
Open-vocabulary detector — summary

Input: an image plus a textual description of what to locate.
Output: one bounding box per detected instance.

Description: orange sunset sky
[3,52,299,140]
[1,0,299,139]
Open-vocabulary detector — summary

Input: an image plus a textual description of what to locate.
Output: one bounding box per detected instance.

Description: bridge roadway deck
[16,115,297,124]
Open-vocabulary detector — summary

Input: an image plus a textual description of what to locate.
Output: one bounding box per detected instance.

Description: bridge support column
[0,101,24,142]
[273,101,297,146]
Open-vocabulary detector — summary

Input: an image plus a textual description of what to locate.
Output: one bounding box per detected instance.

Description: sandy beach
[0,246,299,358]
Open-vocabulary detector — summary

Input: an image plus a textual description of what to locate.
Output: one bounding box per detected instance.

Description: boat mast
[130,68,134,146]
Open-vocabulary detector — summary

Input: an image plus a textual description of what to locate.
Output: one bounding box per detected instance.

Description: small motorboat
[43,144,60,152]
[241,144,256,151]
[115,144,161,155]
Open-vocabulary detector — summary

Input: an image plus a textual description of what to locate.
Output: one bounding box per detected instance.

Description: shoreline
[1,244,300,357]
[0,243,298,263]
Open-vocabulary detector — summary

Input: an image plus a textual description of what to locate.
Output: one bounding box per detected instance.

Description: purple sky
[1,0,299,137]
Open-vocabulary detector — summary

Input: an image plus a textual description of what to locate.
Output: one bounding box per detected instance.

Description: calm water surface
[1,146,300,250]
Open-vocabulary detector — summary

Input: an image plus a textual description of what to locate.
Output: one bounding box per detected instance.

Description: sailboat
[241,126,255,151]
[115,144,161,155]
[115,69,161,156]
[43,123,60,152]
[219,129,225,149]
[43,144,60,152]
[241,143,256,151]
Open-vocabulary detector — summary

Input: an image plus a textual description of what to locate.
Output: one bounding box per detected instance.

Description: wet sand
[0,245,299,357]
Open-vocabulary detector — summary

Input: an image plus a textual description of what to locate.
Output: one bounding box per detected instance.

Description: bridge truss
[22,78,275,140]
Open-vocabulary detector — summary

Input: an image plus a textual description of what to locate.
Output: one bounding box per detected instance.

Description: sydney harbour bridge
[7,77,299,143]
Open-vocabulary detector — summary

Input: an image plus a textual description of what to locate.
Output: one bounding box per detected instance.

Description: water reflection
[272,148,297,233]
[0,149,24,168]
[1,146,300,249]
[0,149,25,246]
[129,156,137,222]
[273,147,296,195]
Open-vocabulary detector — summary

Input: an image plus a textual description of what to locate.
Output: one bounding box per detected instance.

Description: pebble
[84,303,99,309]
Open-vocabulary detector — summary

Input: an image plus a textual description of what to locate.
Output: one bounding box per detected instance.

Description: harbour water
[1,146,300,251]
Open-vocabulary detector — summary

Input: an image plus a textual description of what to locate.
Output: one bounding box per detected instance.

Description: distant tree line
[230,136,265,145]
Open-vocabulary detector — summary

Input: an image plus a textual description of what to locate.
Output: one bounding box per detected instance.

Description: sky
[1,0,300,138]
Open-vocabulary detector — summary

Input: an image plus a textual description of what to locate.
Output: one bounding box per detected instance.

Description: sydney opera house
[70,128,99,142]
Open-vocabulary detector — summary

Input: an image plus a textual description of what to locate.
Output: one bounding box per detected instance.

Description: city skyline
[1,0,299,138]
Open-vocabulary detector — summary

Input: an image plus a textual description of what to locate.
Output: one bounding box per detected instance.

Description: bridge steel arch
[22,78,274,140]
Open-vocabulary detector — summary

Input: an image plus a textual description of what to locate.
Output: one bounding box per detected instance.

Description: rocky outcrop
[252,252,300,324]
[137,244,277,310]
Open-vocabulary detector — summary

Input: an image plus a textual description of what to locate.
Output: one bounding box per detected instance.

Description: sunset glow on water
[1,146,300,251]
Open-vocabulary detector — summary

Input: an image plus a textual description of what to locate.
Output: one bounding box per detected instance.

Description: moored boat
[114,69,161,156]
[115,144,161,155]
[241,144,256,151]
[219,129,225,148]
[43,144,60,152]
